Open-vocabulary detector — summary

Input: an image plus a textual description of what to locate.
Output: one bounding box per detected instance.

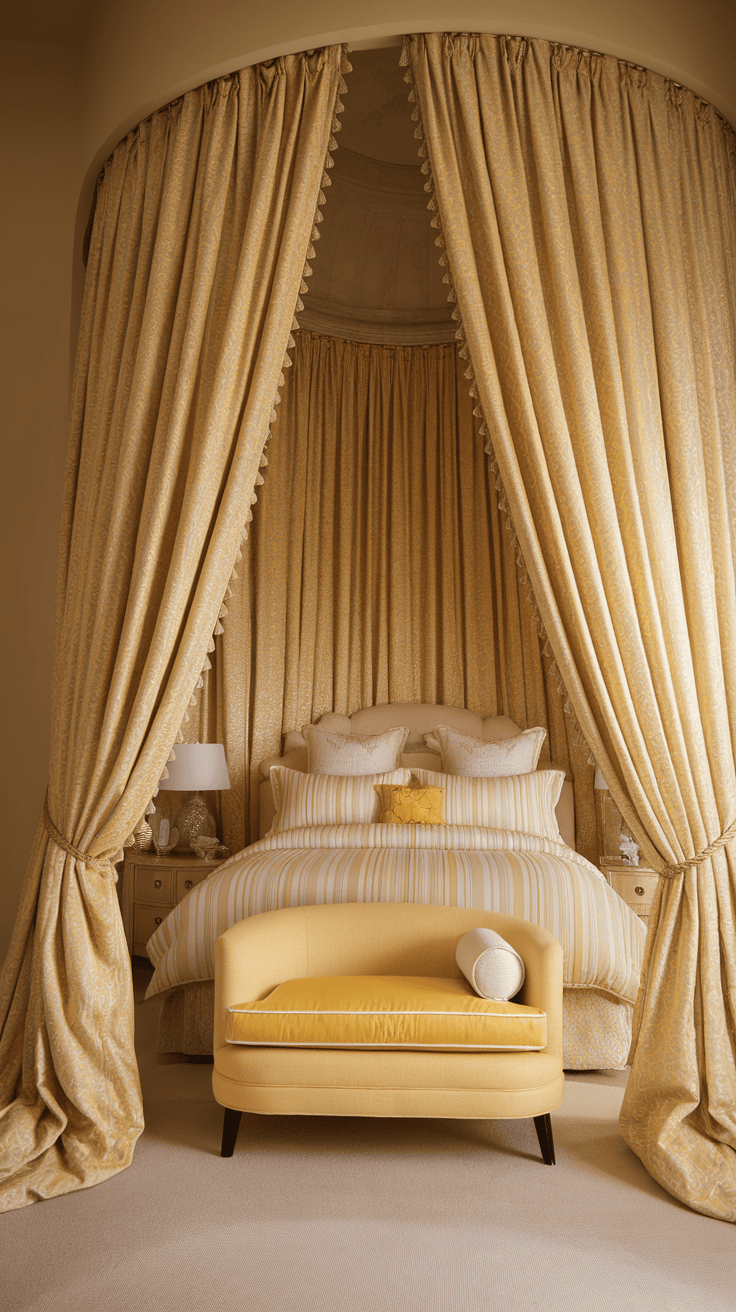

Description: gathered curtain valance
[405,31,736,1220]
[0,46,348,1212]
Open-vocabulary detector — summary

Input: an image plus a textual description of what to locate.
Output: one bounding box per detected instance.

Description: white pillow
[411,768,564,842]
[269,766,411,833]
[302,723,409,775]
[424,725,546,777]
[456,927,526,1000]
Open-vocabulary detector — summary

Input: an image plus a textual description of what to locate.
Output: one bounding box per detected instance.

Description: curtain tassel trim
[661,820,736,879]
[43,791,119,881]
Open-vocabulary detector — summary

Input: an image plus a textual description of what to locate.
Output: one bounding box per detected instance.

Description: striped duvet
[145,823,646,1005]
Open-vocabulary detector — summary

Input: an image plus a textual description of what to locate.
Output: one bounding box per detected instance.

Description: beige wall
[0,0,734,962]
[0,40,83,961]
[82,0,736,186]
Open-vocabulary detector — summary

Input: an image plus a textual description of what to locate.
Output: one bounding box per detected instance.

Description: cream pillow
[269,766,411,833]
[411,768,564,842]
[424,725,546,776]
[303,723,410,775]
[456,927,526,1000]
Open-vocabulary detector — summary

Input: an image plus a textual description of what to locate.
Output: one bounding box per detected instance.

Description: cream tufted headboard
[258,704,576,849]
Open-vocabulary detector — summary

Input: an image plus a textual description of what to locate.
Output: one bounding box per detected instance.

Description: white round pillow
[456,927,525,1000]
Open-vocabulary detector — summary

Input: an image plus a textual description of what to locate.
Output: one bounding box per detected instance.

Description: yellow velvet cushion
[373,784,444,824]
[225,975,547,1051]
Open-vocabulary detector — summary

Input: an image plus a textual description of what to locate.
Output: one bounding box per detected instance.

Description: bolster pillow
[456,927,526,1000]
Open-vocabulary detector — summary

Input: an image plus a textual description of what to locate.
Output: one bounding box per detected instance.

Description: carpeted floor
[3,967,734,1311]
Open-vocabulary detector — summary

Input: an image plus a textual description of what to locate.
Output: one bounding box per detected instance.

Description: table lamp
[157,742,231,852]
[594,766,639,866]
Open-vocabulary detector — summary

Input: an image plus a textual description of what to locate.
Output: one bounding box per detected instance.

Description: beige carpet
[3,967,734,1311]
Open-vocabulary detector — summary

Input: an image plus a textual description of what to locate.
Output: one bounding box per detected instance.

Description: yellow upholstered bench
[212,903,564,1164]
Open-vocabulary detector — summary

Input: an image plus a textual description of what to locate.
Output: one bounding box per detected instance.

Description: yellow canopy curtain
[202,329,596,861]
[0,47,347,1212]
[405,32,736,1219]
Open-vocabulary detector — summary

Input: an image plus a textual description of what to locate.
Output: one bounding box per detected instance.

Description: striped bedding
[145,823,646,1006]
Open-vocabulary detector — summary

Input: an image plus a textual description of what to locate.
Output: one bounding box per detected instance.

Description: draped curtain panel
[0,49,346,1212]
[406,32,736,1219]
[208,330,595,858]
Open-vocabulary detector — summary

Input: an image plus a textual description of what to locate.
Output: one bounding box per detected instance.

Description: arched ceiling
[300,48,456,344]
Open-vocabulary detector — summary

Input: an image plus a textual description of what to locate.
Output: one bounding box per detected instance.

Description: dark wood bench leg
[221,1107,242,1157]
[533,1113,556,1165]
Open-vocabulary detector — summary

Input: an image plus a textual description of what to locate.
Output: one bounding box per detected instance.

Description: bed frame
[155,704,638,1069]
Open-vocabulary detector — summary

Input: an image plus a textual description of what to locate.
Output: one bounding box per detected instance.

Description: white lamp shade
[158,743,231,792]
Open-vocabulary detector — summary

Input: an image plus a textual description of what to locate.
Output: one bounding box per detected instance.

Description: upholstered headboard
[258,704,576,849]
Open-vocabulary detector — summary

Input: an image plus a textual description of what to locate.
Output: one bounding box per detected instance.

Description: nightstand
[120,850,225,957]
[600,862,660,929]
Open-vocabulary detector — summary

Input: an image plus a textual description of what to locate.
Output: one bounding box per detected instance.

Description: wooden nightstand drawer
[134,903,169,945]
[134,867,173,904]
[175,868,209,902]
[603,865,659,922]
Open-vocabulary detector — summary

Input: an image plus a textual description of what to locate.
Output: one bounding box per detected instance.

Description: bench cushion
[225,975,547,1051]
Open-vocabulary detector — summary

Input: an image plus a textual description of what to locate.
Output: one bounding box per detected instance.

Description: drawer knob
[634,886,645,897]
[185,880,193,890]
[154,916,162,925]
[154,879,162,889]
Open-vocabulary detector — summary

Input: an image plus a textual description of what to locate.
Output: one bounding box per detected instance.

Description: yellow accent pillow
[374,783,444,825]
[225,975,547,1050]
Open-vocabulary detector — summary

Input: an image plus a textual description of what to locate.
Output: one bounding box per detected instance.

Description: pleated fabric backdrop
[405,31,736,1220]
[200,330,596,860]
[0,48,347,1212]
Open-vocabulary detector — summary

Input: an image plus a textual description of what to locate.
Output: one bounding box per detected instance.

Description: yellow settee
[212,903,564,1163]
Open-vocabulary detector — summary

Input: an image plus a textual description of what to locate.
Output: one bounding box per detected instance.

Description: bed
[145,704,647,1069]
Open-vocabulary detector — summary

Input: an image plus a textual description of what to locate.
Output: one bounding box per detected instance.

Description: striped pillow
[269,766,412,833]
[411,768,565,841]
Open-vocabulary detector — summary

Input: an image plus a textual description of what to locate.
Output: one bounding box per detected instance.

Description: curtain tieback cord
[43,791,117,880]
[661,818,736,878]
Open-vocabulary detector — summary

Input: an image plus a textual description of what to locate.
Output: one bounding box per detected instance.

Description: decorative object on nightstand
[618,832,640,866]
[191,836,229,862]
[131,818,154,852]
[149,814,179,856]
[120,849,226,957]
[156,742,231,852]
